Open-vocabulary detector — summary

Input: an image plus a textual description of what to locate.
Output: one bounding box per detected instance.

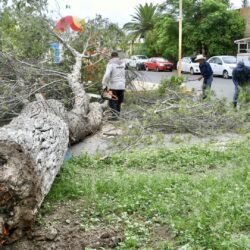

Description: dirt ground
[1,200,123,250]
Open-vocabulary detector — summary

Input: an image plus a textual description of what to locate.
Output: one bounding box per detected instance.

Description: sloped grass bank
[45,138,250,249]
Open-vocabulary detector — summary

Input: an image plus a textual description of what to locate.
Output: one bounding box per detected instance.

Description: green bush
[159,76,184,95]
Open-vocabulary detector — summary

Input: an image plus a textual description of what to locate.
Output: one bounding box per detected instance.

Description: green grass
[44,138,250,249]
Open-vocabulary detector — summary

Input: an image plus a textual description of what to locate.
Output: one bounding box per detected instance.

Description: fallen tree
[0,99,69,243]
[0,28,106,244]
[115,78,250,150]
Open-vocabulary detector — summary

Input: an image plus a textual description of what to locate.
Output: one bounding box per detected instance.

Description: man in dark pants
[195,54,213,99]
[102,51,126,119]
[232,61,250,108]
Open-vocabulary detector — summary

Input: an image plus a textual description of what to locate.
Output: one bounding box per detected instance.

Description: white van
[128,55,148,70]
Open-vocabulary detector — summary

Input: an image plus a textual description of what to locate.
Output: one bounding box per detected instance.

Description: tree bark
[66,50,104,145]
[0,34,106,244]
[0,95,105,245]
[0,99,69,243]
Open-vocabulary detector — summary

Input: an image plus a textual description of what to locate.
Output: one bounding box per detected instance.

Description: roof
[208,55,236,57]
[234,37,250,44]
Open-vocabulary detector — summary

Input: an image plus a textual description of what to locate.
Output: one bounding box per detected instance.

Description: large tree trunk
[0,100,69,243]
[0,95,105,244]
[0,38,106,244]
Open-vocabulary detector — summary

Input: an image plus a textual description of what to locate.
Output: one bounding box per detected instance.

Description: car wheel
[156,67,160,72]
[190,68,194,75]
[223,70,229,79]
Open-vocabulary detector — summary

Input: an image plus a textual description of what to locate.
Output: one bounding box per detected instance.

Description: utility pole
[178,0,183,77]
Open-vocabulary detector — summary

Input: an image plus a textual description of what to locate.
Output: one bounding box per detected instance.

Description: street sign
[50,42,60,64]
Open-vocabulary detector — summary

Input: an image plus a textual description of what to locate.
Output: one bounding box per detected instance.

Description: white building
[234,37,250,66]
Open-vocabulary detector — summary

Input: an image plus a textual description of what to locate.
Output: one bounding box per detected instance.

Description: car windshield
[156,58,167,62]
[222,56,236,64]
[190,57,196,63]
[137,56,147,59]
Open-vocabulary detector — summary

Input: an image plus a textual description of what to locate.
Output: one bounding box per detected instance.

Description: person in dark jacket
[232,61,250,108]
[195,54,213,99]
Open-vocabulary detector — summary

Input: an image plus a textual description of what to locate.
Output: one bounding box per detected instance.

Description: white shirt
[102,58,126,90]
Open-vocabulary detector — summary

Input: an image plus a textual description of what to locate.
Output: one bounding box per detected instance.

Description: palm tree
[123,3,158,42]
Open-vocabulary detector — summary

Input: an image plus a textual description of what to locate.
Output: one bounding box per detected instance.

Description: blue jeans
[202,75,213,99]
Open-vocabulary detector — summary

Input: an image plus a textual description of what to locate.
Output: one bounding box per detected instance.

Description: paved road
[135,70,235,101]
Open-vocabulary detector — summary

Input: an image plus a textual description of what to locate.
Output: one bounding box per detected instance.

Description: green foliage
[239,86,250,107]
[123,3,159,42]
[132,42,148,56]
[1,0,48,13]
[121,82,250,141]
[0,9,126,121]
[76,15,126,91]
[0,0,51,59]
[159,76,184,95]
[146,15,178,60]
[149,0,244,59]
[196,1,245,56]
[44,138,250,249]
[75,15,126,53]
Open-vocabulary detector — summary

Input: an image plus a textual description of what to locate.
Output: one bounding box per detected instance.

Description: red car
[144,57,174,72]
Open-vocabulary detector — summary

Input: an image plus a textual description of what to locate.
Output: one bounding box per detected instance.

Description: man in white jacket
[102,51,126,119]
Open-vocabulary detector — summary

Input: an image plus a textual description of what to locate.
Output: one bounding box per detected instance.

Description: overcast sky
[48,0,243,27]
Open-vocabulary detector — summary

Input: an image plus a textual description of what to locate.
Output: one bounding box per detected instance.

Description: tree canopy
[0,0,126,123]
[0,0,51,59]
[141,0,245,60]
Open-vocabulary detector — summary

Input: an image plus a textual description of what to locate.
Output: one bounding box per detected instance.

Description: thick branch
[67,56,89,114]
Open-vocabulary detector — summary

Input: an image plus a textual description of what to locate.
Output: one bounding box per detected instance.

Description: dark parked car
[144,57,174,72]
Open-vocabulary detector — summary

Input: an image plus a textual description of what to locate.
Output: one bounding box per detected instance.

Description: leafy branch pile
[120,77,250,143]
[0,52,73,124]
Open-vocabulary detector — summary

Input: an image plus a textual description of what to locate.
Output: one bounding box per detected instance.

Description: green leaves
[123,3,158,42]
[159,76,184,95]
[147,0,244,59]
[0,3,51,59]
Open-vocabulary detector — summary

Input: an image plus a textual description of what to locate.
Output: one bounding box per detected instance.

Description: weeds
[43,138,250,249]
